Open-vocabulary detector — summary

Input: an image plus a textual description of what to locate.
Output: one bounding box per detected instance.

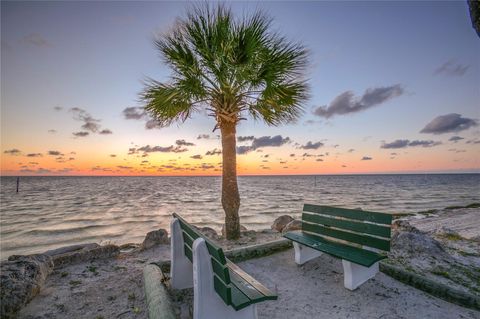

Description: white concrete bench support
[192,238,258,319]
[342,260,379,291]
[293,242,323,265]
[170,218,193,289]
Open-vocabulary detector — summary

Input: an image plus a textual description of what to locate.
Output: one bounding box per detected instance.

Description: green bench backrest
[172,213,233,305]
[301,204,392,251]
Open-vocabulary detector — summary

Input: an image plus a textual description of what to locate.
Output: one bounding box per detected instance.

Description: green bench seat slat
[303,204,392,225]
[182,230,194,248]
[229,283,252,311]
[303,221,390,251]
[284,231,387,267]
[214,275,232,305]
[227,261,277,298]
[211,257,230,284]
[226,262,277,310]
[302,212,391,239]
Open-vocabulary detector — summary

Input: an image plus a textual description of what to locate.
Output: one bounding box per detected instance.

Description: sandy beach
[7,206,478,319]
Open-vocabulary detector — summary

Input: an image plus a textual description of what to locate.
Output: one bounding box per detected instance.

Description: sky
[1,1,479,176]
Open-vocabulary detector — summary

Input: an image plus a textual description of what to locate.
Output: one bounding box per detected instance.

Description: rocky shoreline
[1,204,479,318]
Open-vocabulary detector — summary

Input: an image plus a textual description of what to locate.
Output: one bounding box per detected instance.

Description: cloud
[347,149,355,153]
[27,153,43,157]
[99,129,113,135]
[361,156,372,161]
[434,60,469,77]
[313,84,404,118]
[73,131,89,137]
[381,139,409,149]
[236,135,290,154]
[176,139,195,146]
[190,155,203,159]
[4,149,21,155]
[381,139,441,149]
[48,150,63,156]
[110,154,117,157]
[122,106,162,130]
[53,106,62,111]
[408,140,441,147]
[420,113,477,134]
[70,107,101,133]
[251,135,290,149]
[130,144,188,155]
[48,129,57,134]
[299,141,324,150]
[197,134,211,140]
[449,136,464,143]
[237,136,255,142]
[466,139,480,144]
[205,148,222,156]
[122,107,145,120]
[144,119,161,130]
[23,33,53,48]
[236,146,253,155]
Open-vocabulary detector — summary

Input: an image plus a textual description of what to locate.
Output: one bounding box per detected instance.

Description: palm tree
[141,4,309,240]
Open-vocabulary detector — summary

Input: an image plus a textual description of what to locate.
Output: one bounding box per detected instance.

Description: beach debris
[141,229,169,250]
[271,215,294,232]
[282,219,302,233]
[0,254,54,318]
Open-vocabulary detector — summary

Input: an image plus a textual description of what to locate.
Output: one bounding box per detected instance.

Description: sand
[15,208,480,319]
[18,244,480,319]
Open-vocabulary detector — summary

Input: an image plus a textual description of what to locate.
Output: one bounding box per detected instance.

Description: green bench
[170,213,277,319]
[283,204,392,290]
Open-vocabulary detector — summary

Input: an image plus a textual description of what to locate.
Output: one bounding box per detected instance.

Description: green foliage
[141,3,309,128]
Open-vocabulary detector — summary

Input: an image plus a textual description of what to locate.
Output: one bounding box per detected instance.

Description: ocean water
[1,174,479,258]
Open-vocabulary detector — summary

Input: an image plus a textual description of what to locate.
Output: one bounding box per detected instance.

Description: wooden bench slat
[303,204,392,225]
[302,212,391,238]
[284,231,387,267]
[303,221,390,251]
[227,261,277,298]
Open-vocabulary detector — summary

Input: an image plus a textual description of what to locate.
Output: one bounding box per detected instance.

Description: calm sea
[1,174,479,258]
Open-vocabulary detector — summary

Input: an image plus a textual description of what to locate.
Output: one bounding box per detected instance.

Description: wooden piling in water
[16,177,19,193]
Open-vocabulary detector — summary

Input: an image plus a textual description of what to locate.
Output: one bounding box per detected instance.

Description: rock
[434,226,461,238]
[271,215,294,232]
[141,229,169,250]
[198,227,218,239]
[392,219,421,233]
[391,231,445,257]
[1,254,54,318]
[221,224,247,237]
[282,219,302,233]
[43,243,99,256]
[52,244,120,268]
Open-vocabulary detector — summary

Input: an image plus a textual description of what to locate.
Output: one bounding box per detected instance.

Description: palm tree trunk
[220,121,241,240]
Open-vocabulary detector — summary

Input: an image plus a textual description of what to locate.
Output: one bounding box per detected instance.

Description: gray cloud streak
[313,84,404,118]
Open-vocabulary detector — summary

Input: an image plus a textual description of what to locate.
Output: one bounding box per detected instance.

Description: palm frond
[140,3,310,127]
